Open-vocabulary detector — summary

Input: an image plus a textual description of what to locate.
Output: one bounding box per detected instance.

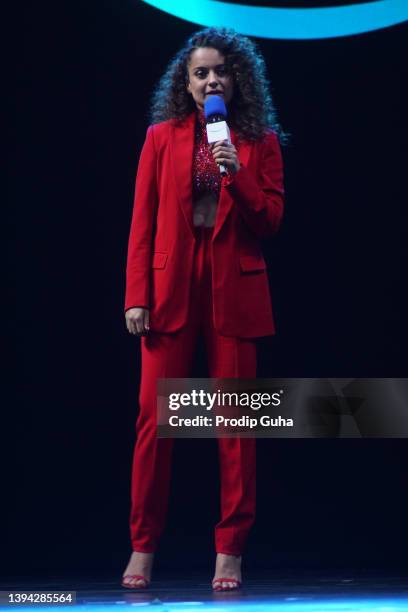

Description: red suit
[125,110,284,554]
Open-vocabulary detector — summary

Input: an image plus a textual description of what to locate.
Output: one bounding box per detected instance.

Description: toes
[213,579,236,591]
[123,577,147,588]
[219,579,239,590]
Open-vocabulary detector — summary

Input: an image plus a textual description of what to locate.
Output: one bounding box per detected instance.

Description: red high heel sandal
[212,577,242,591]
[121,575,150,589]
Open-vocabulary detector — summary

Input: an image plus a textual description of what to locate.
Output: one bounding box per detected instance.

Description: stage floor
[1,572,408,610]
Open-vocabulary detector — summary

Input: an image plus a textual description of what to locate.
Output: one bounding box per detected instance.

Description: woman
[122,27,285,590]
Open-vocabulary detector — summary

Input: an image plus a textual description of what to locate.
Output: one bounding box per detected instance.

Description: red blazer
[125,111,284,338]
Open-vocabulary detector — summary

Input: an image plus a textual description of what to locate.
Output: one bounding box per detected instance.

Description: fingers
[211,141,237,159]
[125,308,150,337]
[135,316,145,336]
[211,140,235,154]
[210,139,227,149]
[143,309,150,333]
[211,141,239,172]
[213,150,235,161]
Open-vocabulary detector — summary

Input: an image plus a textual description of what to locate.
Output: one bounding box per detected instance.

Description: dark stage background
[8,0,408,578]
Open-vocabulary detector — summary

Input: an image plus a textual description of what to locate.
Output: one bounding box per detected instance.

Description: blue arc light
[140,0,408,39]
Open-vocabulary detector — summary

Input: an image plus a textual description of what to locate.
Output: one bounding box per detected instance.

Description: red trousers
[130,226,257,555]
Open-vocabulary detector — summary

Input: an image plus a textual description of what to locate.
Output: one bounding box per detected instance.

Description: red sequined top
[192,111,222,222]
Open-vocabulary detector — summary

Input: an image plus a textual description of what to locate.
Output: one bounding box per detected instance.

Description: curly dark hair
[149,27,288,144]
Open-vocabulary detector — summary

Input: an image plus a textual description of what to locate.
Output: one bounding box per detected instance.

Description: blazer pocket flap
[152,252,168,269]
[239,254,266,273]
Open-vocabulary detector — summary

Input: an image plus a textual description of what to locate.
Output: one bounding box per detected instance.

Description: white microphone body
[206,120,231,177]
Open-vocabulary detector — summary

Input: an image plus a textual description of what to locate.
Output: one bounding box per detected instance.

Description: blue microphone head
[204,95,227,120]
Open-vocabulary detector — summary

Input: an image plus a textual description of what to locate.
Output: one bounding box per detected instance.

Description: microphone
[204,95,231,177]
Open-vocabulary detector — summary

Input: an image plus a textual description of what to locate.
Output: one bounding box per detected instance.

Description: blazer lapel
[213,128,252,240]
[170,112,195,237]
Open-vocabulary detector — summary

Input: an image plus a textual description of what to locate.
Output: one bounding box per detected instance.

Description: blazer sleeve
[222,131,284,239]
[124,125,158,312]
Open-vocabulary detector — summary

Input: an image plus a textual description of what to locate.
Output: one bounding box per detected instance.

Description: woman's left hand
[211,140,241,175]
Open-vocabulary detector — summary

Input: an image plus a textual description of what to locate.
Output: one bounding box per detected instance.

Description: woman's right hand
[125,307,150,336]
